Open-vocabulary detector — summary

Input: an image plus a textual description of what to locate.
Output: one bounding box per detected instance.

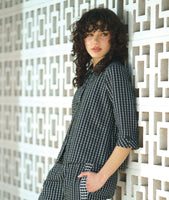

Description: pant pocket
[79,163,93,200]
[88,164,117,199]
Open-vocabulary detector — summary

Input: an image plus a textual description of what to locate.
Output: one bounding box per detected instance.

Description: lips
[92,47,102,52]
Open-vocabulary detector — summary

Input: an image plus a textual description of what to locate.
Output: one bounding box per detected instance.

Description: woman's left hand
[78,171,107,193]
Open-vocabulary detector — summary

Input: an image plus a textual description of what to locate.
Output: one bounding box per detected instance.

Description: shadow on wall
[0,0,74,199]
[0,1,48,199]
[0,1,22,200]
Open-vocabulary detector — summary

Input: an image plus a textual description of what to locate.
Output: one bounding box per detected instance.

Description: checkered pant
[38,162,114,200]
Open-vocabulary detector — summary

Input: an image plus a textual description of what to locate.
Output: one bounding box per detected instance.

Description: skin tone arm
[78,146,132,193]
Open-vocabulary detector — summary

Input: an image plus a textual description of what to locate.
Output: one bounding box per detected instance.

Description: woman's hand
[78,171,107,193]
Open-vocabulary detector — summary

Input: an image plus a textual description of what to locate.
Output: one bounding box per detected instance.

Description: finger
[78,172,89,178]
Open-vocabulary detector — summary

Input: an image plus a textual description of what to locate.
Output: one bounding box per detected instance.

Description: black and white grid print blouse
[57,61,139,167]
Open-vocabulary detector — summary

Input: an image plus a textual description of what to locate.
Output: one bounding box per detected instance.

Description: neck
[93,58,104,67]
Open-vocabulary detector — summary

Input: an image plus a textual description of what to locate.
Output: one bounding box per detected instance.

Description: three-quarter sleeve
[105,63,139,150]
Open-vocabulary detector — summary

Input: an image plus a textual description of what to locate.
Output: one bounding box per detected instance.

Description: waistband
[56,161,104,168]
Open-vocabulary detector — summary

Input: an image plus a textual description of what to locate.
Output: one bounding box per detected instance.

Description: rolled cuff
[116,135,139,150]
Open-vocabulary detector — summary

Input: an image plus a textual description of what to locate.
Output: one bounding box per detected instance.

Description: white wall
[0,0,169,199]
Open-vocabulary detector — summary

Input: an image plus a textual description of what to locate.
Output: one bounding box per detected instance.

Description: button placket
[61,71,95,162]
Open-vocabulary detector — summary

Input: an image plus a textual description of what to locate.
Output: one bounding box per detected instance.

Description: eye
[101,32,109,36]
[86,33,93,37]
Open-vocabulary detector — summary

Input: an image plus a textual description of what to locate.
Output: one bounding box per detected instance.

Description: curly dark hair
[71,8,128,88]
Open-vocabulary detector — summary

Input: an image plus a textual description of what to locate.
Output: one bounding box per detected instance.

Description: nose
[93,34,99,43]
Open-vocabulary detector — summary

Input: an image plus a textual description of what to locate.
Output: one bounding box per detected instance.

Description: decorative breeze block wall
[0,0,169,200]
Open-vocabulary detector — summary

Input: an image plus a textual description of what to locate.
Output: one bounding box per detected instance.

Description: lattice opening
[27,70,31,86]
[155,74,162,97]
[66,67,71,84]
[159,197,167,200]
[52,16,57,33]
[125,0,129,5]
[40,19,44,36]
[133,47,140,69]
[153,180,161,200]
[142,112,149,121]
[154,142,162,165]
[141,177,148,186]
[39,118,43,135]
[143,7,150,31]
[113,186,122,200]
[155,43,163,66]
[141,75,149,97]
[39,69,44,85]
[160,128,168,150]
[119,171,126,182]
[141,141,148,163]
[137,61,144,82]
[166,113,169,122]
[38,167,43,183]
[165,157,169,166]
[131,150,138,162]
[133,10,140,32]
[136,191,143,200]
[13,150,21,187]
[2,191,11,199]
[51,119,56,137]
[164,181,169,191]
[162,0,169,11]
[67,12,71,30]
[131,175,138,197]
[142,45,150,55]
[166,88,169,98]
[160,59,168,81]
[154,112,163,132]
[156,5,164,28]
[139,0,145,16]
[167,42,169,51]
[52,68,57,85]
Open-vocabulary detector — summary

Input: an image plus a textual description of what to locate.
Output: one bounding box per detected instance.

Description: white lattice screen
[0,0,169,200]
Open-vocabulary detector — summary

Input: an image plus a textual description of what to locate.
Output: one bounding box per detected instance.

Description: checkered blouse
[57,61,139,167]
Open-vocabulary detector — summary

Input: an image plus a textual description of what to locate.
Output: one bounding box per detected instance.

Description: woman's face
[84,28,111,66]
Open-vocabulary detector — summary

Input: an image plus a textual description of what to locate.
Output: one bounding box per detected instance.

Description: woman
[38,7,139,200]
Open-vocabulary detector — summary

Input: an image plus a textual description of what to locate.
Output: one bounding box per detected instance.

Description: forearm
[98,146,132,181]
